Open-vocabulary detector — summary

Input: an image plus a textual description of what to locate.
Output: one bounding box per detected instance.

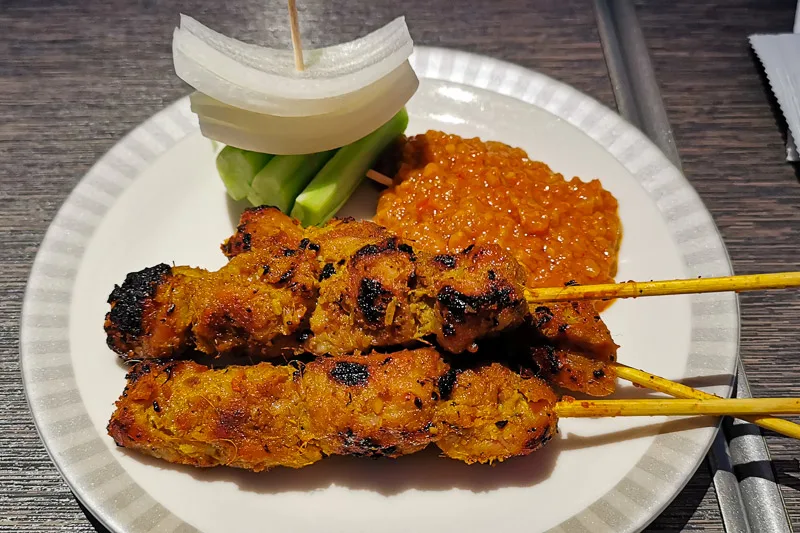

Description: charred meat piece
[434,363,558,464]
[227,207,614,359]
[531,301,618,362]
[528,345,617,397]
[306,237,420,355]
[107,348,559,471]
[526,300,619,396]
[108,349,446,471]
[223,208,393,265]
[302,350,445,458]
[306,217,395,265]
[105,249,319,361]
[109,358,321,471]
[221,205,305,258]
[307,238,527,355]
[417,245,528,354]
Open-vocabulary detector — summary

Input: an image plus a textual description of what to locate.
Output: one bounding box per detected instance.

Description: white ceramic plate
[21,47,739,533]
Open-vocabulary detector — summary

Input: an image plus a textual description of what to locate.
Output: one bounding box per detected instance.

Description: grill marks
[339,429,399,458]
[318,237,528,354]
[518,300,619,397]
[347,241,407,327]
[106,249,320,360]
[319,263,336,281]
[105,264,176,357]
[221,206,304,259]
[534,306,554,328]
[433,254,456,268]
[307,236,421,354]
[330,361,370,386]
[437,285,516,324]
[357,278,393,324]
[302,349,448,462]
[437,369,461,400]
[434,362,560,464]
[425,244,528,353]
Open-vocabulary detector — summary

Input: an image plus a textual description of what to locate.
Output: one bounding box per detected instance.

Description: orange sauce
[375,131,622,290]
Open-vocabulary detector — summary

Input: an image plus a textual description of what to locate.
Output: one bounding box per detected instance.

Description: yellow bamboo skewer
[524,271,800,303]
[555,397,800,418]
[287,0,305,71]
[612,363,800,439]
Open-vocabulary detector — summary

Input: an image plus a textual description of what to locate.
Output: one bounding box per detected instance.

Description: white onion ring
[173,15,414,117]
[190,61,418,155]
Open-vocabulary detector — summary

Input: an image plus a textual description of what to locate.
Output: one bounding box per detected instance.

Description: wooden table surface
[2,0,798,531]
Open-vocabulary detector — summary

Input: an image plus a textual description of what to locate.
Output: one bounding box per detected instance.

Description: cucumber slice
[291,108,408,226]
[215,146,272,201]
[249,150,336,212]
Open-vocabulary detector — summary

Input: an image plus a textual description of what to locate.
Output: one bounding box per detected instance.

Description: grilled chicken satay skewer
[109,348,800,473]
[208,194,800,432]
[105,222,529,361]
[108,348,559,470]
[107,211,800,365]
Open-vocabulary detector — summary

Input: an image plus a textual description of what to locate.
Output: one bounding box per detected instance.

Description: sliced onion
[190,60,417,155]
[173,14,414,116]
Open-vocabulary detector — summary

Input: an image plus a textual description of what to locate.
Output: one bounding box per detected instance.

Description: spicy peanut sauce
[375,131,622,290]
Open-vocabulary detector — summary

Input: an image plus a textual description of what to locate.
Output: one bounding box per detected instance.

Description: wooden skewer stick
[287,0,304,71]
[524,271,800,303]
[612,363,800,439]
[555,397,800,418]
[366,169,394,187]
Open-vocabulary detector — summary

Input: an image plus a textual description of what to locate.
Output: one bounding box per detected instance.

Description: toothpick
[366,169,394,187]
[287,0,304,71]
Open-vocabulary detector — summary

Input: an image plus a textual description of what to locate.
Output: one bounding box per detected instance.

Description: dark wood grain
[0,0,796,531]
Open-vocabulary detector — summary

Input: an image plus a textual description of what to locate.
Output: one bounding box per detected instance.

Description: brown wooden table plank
[0,0,794,531]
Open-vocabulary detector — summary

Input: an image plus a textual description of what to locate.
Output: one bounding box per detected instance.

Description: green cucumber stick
[291,108,408,226]
[215,146,273,201]
[248,150,336,212]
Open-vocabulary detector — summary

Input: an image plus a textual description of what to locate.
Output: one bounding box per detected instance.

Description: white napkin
[749,4,800,162]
